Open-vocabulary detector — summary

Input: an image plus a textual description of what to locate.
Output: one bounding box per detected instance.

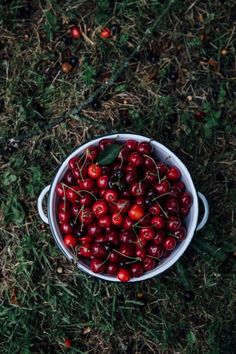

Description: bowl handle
[196,192,209,231]
[37,185,50,224]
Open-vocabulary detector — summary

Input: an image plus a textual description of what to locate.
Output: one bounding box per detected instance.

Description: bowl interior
[49,133,198,282]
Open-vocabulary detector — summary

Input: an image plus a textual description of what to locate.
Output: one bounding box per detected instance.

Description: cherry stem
[80,205,85,232]
[113,249,139,261]
[144,154,161,183]
[74,204,84,225]
[147,255,161,261]
[153,201,168,219]
[152,192,170,201]
[62,183,97,200]
[100,252,111,266]
[125,259,141,265]
[133,212,151,227]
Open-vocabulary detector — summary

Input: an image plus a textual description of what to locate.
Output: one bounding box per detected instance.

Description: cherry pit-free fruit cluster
[55,139,193,282]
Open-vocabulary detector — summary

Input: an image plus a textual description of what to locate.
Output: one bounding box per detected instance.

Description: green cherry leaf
[96,144,122,166]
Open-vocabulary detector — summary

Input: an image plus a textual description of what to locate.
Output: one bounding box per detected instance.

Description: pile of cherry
[56,139,193,282]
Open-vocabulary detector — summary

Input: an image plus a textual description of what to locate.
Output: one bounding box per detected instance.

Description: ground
[0,0,236,353]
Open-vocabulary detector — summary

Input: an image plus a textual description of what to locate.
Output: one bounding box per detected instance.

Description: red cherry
[173,181,186,192]
[153,230,165,245]
[151,216,166,229]
[180,206,190,217]
[104,189,118,203]
[166,216,181,231]
[173,226,187,241]
[150,204,161,215]
[163,237,177,251]
[92,200,108,217]
[90,259,106,273]
[180,192,192,208]
[156,162,167,176]
[64,234,78,248]
[97,175,109,188]
[138,214,151,227]
[66,187,79,203]
[87,164,102,179]
[148,243,163,258]
[64,171,75,185]
[99,189,106,198]
[125,165,137,173]
[144,170,157,183]
[56,183,65,197]
[80,236,93,244]
[123,216,135,229]
[91,243,107,258]
[165,198,179,215]
[120,230,135,244]
[135,196,145,207]
[58,211,70,223]
[130,182,146,197]
[106,231,119,245]
[143,257,156,271]
[139,228,155,240]
[79,208,94,224]
[78,178,95,191]
[117,268,131,282]
[154,180,170,195]
[125,172,138,185]
[99,138,113,150]
[70,25,81,39]
[128,152,144,167]
[137,142,151,154]
[98,215,111,228]
[100,27,112,39]
[144,156,155,169]
[107,263,119,275]
[78,243,92,257]
[60,222,72,234]
[64,338,72,348]
[118,147,130,160]
[95,235,107,243]
[79,193,93,206]
[108,250,121,263]
[87,222,102,237]
[111,212,123,226]
[130,263,144,277]
[58,201,70,212]
[114,198,131,214]
[72,166,87,179]
[85,146,99,160]
[69,157,79,170]
[136,247,146,260]
[166,166,181,181]
[119,244,135,257]
[138,233,148,247]
[128,204,145,221]
[124,140,138,150]
[102,166,111,175]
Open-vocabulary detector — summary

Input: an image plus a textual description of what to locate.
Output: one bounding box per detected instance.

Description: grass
[0,0,236,353]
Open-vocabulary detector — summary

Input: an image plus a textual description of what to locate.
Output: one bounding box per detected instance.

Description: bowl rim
[48,133,199,282]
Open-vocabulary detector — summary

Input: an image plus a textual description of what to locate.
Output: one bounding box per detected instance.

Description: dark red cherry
[92,200,108,217]
[136,247,146,260]
[91,243,107,258]
[107,263,119,275]
[98,215,111,228]
[78,178,95,191]
[97,175,109,188]
[125,171,138,185]
[139,228,155,240]
[99,138,113,151]
[143,257,156,271]
[180,192,192,208]
[156,162,167,176]
[135,196,145,207]
[85,146,99,160]
[154,180,170,195]
[60,222,72,234]
[166,216,181,231]
[79,193,93,206]
[130,182,146,196]
[166,166,181,181]
[64,234,78,248]
[173,226,187,241]
[66,186,80,203]
[148,243,163,258]
[108,251,121,263]
[137,142,151,154]
[173,181,186,192]
[118,147,130,160]
[128,152,144,167]
[56,183,65,197]
[119,244,135,257]
[144,170,157,183]
[153,230,165,245]
[124,139,138,150]
[58,201,70,212]
[123,216,135,229]
[58,211,70,223]
[79,243,91,257]
[79,208,94,224]
[64,171,75,185]
[144,156,155,169]
[95,235,107,243]
[130,263,144,277]
[90,259,106,273]
[125,165,137,174]
[163,236,177,251]
[180,206,190,217]
[165,198,179,215]
[104,189,118,203]
[87,222,102,237]
[150,204,161,215]
[120,230,135,244]
[114,198,131,214]
[150,216,166,229]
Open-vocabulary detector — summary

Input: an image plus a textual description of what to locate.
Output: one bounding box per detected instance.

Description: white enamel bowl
[38,133,209,282]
